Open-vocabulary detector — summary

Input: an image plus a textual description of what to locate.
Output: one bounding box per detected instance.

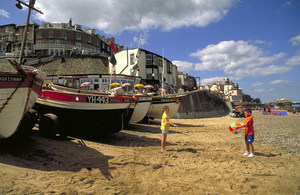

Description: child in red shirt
[235,108,254,157]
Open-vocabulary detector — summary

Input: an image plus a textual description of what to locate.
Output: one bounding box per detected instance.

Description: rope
[0,77,25,113]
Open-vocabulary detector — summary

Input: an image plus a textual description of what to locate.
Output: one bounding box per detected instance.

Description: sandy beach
[0,110,299,194]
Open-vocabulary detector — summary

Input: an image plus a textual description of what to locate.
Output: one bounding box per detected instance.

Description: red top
[243,116,254,135]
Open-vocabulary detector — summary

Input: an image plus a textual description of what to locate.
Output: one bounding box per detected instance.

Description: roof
[0,56,109,76]
[40,57,109,75]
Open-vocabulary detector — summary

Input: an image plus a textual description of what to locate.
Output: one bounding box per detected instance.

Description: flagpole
[162,47,164,90]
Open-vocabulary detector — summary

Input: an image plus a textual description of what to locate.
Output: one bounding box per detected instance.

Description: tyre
[39,113,59,138]
[28,109,38,129]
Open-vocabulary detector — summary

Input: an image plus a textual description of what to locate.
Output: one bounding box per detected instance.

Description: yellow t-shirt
[161,112,170,131]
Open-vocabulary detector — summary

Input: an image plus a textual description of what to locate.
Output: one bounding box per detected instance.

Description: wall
[175,90,230,119]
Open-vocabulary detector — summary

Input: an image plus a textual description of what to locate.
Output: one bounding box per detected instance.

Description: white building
[208,76,243,102]
[112,48,177,87]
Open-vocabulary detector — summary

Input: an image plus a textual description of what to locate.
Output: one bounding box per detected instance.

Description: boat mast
[162,47,165,90]
[16,0,43,64]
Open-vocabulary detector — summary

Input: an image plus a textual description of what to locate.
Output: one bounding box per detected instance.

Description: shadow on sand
[0,133,114,180]
[73,131,172,147]
[254,152,279,157]
[127,123,183,134]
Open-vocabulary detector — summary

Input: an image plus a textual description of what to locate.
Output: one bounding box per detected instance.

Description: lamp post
[15,0,43,64]
[196,76,200,89]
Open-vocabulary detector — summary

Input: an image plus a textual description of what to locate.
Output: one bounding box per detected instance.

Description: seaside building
[208,76,243,102]
[35,19,111,57]
[176,72,197,91]
[0,21,39,58]
[0,20,117,58]
[113,48,178,88]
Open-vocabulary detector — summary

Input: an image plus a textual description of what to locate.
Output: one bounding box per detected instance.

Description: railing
[34,44,74,50]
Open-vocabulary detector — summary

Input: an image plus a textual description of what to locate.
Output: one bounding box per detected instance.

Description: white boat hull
[147,101,180,119]
[35,90,136,135]
[129,97,151,124]
[0,88,29,138]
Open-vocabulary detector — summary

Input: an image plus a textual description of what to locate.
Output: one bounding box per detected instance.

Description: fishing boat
[35,86,136,137]
[146,48,181,119]
[129,94,152,124]
[45,77,152,125]
[147,95,181,119]
[0,60,43,138]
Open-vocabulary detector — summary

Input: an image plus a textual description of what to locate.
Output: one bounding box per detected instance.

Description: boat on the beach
[35,87,136,137]
[129,94,152,123]
[44,77,152,125]
[147,95,181,119]
[0,60,43,138]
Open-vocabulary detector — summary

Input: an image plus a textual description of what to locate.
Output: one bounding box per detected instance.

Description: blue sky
[1,0,300,102]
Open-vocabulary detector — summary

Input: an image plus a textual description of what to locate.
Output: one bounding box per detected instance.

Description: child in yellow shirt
[161,106,178,152]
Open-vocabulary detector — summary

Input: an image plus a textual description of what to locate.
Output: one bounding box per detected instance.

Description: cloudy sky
[1,0,300,102]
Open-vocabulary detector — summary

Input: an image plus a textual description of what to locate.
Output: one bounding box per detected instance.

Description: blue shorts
[245,134,254,143]
[161,130,169,134]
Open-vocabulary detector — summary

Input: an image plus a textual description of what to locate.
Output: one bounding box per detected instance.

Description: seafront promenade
[0,111,299,194]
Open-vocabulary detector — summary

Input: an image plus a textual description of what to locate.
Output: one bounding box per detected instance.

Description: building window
[130,53,134,65]
[76,43,81,49]
[77,33,81,40]
[146,54,152,65]
[62,32,67,39]
[49,49,54,55]
[62,23,67,29]
[158,58,162,67]
[146,74,152,79]
[38,32,42,38]
[153,55,157,65]
[167,61,172,73]
[4,27,9,33]
[49,40,54,45]
[102,42,105,49]
[88,36,92,43]
[49,31,54,38]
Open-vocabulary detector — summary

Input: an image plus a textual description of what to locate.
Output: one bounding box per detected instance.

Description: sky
[1,0,300,103]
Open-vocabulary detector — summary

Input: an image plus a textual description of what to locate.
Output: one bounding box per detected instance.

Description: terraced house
[0,19,113,58]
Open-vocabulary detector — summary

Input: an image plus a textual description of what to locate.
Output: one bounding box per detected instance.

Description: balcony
[34,44,74,50]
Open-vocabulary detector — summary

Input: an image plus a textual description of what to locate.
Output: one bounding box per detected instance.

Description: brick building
[35,19,111,57]
[0,21,39,58]
[0,19,114,58]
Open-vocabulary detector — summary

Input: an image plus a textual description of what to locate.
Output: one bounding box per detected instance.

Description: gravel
[252,111,300,155]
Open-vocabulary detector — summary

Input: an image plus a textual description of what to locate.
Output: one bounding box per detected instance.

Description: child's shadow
[255,152,279,157]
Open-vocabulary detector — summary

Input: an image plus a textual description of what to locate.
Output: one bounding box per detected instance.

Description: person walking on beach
[161,106,178,152]
[235,108,255,157]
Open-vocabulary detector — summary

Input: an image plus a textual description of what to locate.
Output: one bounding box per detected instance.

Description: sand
[0,111,299,194]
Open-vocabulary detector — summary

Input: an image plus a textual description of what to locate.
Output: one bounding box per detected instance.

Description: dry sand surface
[0,111,299,194]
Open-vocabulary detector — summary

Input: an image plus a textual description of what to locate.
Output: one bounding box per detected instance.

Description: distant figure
[235,108,255,157]
[267,106,271,114]
[161,106,178,152]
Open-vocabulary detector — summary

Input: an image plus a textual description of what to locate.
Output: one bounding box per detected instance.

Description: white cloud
[0,9,9,18]
[190,40,289,80]
[251,40,272,46]
[289,34,300,46]
[172,60,194,72]
[269,80,291,85]
[34,0,236,34]
[285,50,300,66]
[133,32,149,46]
[252,88,275,93]
[201,76,224,86]
[250,82,264,87]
